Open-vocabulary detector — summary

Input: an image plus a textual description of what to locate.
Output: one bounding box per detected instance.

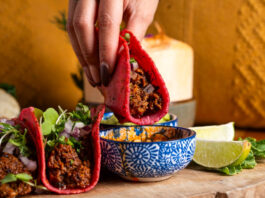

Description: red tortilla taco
[99,30,169,125]
[0,117,43,197]
[18,104,105,194]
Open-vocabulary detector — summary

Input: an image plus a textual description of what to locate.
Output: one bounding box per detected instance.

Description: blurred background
[0,0,264,128]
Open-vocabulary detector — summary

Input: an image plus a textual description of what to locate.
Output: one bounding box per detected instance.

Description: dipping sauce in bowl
[100,126,196,182]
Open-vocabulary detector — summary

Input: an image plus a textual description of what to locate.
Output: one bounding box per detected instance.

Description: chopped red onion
[74,122,85,129]
[71,127,80,139]
[0,119,14,130]
[61,120,85,139]
[60,131,70,138]
[64,119,73,134]
[130,71,138,80]
[131,62,139,71]
[3,142,16,154]
[19,156,37,171]
[143,84,155,94]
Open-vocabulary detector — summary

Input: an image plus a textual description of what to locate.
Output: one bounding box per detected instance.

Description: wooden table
[27,130,265,198]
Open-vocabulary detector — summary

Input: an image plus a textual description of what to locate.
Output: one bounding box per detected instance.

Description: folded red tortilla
[99,30,170,125]
[18,105,105,194]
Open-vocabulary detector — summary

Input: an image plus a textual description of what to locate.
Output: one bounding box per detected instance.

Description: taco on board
[99,30,170,125]
[18,103,105,195]
[0,116,42,198]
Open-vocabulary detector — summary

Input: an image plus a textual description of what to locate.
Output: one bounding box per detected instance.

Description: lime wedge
[193,140,251,168]
[190,122,234,141]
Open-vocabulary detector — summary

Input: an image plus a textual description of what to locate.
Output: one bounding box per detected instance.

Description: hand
[67,0,159,86]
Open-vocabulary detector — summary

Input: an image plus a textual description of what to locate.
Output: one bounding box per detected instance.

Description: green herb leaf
[46,139,57,148]
[247,138,265,158]
[217,165,242,175]
[41,121,54,136]
[70,103,91,125]
[70,159,74,165]
[69,136,82,153]
[16,173,33,182]
[34,108,43,122]
[58,135,66,144]
[241,150,257,169]
[0,123,30,157]
[124,33,130,42]
[130,58,136,63]
[41,108,59,135]
[42,103,89,155]
[43,108,59,124]
[1,174,17,184]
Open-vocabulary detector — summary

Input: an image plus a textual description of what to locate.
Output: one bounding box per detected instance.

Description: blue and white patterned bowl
[100,126,196,182]
[101,112,178,129]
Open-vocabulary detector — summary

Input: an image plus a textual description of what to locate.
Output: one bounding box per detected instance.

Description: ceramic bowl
[100,126,196,182]
[101,112,178,129]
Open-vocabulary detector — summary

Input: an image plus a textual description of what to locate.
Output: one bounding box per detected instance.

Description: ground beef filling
[0,153,32,198]
[130,67,162,117]
[47,143,91,189]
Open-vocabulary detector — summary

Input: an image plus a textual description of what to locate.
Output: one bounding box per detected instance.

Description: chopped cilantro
[1,173,48,191]
[0,123,30,157]
[69,103,91,125]
[40,103,89,154]
[1,174,17,184]
[130,58,137,63]
[1,173,32,184]
[124,33,130,42]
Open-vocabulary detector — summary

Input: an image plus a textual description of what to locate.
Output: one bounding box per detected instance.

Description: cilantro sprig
[69,103,91,125]
[217,137,265,175]
[40,103,91,154]
[1,173,47,190]
[0,123,30,157]
[1,173,32,184]
[130,58,137,64]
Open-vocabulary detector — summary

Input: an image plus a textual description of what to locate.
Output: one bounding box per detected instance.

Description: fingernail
[95,82,101,87]
[89,80,96,87]
[100,62,110,86]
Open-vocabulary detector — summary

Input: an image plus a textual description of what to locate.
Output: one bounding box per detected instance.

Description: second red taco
[99,30,170,125]
[0,117,46,198]
[19,103,105,194]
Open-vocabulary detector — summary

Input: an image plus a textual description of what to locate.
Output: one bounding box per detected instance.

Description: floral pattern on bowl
[100,126,196,182]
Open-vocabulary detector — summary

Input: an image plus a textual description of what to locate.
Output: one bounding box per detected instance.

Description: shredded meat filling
[47,143,91,189]
[0,153,32,198]
[130,67,162,117]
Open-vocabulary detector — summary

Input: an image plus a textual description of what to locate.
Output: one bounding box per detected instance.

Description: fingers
[73,0,100,85]
[98,0,123,86]
[67,0,99,86]
[125,0,159,41]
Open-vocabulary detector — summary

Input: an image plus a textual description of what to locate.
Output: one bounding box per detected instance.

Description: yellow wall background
[151,0,265,128]
[0,0,81,110]
[0,0,264,128]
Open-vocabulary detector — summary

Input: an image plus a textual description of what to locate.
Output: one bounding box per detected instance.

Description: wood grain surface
[25,130,265,198]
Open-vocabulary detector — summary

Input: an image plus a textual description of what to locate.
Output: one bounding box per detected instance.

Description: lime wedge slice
[193,140,251,168]
[190,122,234,141]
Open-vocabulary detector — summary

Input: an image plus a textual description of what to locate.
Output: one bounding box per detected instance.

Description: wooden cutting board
[26,161,265,198]
[25,130,265,198]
